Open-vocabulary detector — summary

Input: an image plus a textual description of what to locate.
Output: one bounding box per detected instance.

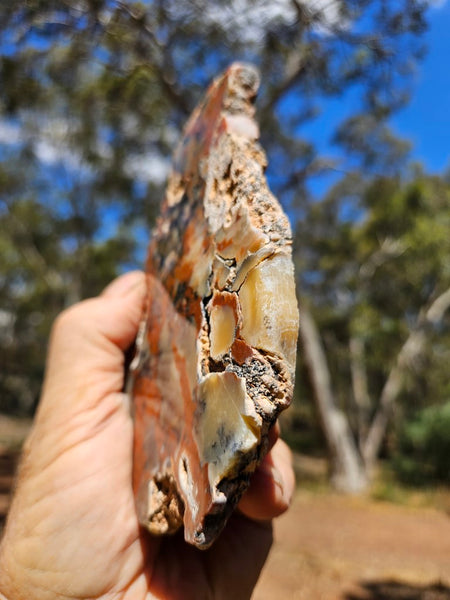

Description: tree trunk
[362,329,425,471]
[349,336,371,449]
[299,303,368,493]
[362,285,450,470]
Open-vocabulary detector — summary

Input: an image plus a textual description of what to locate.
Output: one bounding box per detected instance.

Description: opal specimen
[129,63,299,549]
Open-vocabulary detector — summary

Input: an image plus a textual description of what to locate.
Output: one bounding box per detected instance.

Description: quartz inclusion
[129,63,299,549]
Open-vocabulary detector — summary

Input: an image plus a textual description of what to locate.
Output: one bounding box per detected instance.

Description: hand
[0,271,295,600]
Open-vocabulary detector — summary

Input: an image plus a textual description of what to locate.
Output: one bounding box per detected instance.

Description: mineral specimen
[129,62,299,549]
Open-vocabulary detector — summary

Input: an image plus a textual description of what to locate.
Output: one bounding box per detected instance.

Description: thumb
[38,271,147,422]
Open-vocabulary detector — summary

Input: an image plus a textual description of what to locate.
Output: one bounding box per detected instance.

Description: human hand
[0,271,295,600]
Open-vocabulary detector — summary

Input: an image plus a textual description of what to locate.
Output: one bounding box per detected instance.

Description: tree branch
[359,237,407,280]
[349,336,371,448]
[114,0,191,117]
[260,50,309,116]
[362,284,450,468]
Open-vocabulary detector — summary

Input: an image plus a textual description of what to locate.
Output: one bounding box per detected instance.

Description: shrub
[393,401,450,486]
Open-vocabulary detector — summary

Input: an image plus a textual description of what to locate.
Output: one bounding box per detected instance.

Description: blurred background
[0,1,449,597]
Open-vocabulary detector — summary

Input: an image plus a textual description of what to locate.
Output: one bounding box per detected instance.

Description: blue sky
[1,1,447,196]
[392,1,450,173]
[296,1,450,199]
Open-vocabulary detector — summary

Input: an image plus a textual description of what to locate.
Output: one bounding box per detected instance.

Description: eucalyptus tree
[296,171,450,489]
[0,1,430,485]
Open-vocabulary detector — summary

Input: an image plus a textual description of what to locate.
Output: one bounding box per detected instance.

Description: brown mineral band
[129,62,299,549]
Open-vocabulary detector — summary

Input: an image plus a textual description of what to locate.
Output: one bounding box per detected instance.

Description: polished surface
[130,63,299,548]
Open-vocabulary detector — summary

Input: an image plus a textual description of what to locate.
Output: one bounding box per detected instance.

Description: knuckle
[51,299,95,337]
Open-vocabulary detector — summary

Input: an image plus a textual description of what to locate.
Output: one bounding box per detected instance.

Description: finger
[267,421,280,452]
[102,270,145,299]
[49,270,146,362]
[39,271,146,415]
[238,438,295,521]
[97,270,147,350]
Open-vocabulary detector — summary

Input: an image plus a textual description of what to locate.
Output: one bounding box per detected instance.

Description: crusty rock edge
[129,62,299,549]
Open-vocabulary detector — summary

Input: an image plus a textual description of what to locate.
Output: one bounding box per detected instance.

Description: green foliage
[294,169,450,467]
[393,402,450,485]
[0,0,436,421]
[0,154,137,413]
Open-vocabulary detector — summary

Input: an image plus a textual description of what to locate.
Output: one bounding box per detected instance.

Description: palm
[0,276,284,600]
[14,389,271,600]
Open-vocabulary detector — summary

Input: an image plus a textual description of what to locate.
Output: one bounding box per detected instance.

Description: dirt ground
[0,415,449,599]
[253,488,450,599]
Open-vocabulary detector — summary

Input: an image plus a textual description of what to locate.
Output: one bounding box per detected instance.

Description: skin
[0,271,295,600]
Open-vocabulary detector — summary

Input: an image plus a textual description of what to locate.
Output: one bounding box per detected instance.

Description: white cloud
[202,0,346,43]
[124,153,171,184]
[305,0,344,29]
[33,118,91,172]
[0,121,22,145]
[202,0,297,44]
[0,117,91,173]
[0,117,170,184]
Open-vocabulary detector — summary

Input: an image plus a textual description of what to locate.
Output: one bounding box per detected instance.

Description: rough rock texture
[129,63,299,549]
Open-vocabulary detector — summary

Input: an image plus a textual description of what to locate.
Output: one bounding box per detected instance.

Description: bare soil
[0,415,448,599]
[253,489,450,599]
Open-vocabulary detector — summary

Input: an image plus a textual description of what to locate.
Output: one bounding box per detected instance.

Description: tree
[0,152,135,413]
[295,172,450,490]
[0,0,432,465]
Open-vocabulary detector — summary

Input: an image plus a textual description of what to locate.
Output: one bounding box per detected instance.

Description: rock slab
[129,63,299,549]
